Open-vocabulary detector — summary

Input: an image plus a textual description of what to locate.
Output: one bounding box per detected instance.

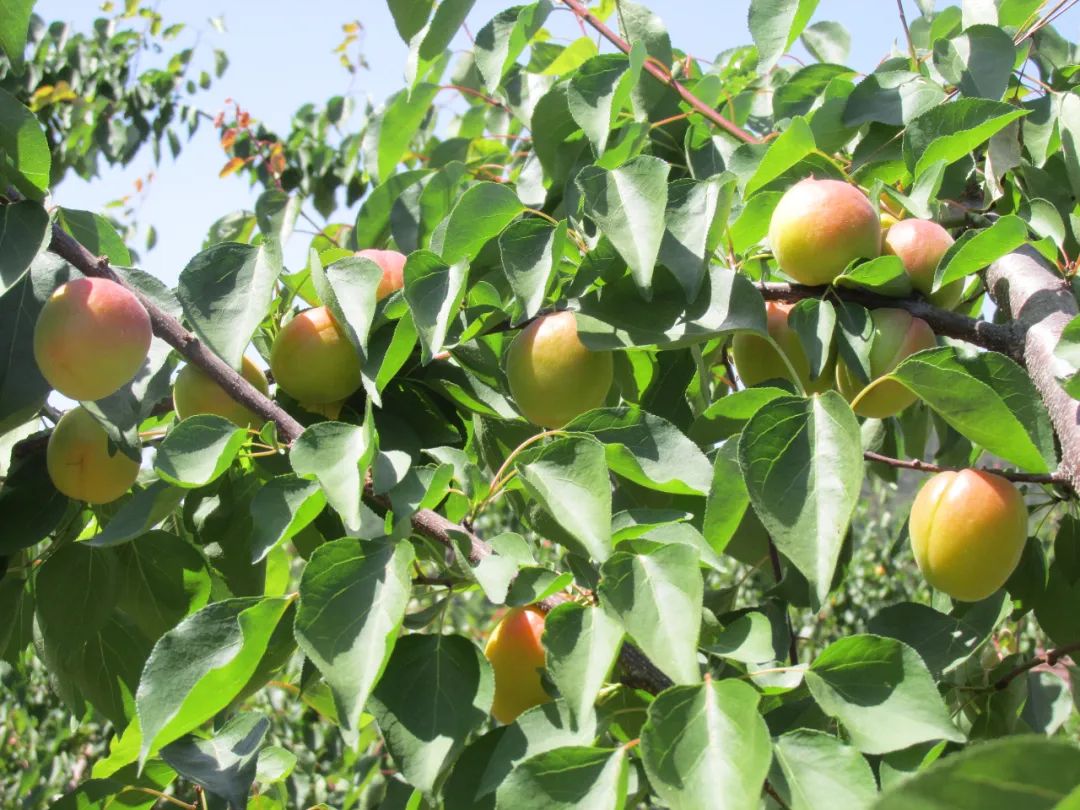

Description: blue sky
[40,1,1080,285]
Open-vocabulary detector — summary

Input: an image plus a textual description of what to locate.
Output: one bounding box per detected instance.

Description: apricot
[269,306,362,405]
[173,355,270,428]
[910,469,1027,602]
[33,277,152,401]
[883,218,962,309]
[484,607,552,724]
[836,308,935,418]
[46,406,141,504]
[769,178,881,286]
[506,311,613,428]
[731,301,834,394]
[356,248,406,301]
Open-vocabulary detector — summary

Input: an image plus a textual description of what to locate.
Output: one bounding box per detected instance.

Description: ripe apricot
[33,277,152,401]
[731,301,834,394]
[506,311,613,428]
[173,355,270,428]
[836,308,935,418]
[910,469,1027,602]
[769,178,881,286]
[356,248,406,301]
[883,218,961,309]
[269,306,362,405]
[484,607,552,724]
[46,406,141,504]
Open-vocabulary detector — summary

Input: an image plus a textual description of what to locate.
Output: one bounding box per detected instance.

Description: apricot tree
[5,0,1080,807]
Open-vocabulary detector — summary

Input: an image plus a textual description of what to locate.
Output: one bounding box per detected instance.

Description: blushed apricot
[884,218,962,310]
[484,607,552,724]
[731,301,834,394]
[270,306,362,405]
[356,248,407,301]
[33,277,152,401]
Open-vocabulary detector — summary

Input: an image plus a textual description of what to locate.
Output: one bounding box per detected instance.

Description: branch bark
[994,641,1080,690]
[985,247,1080,492]
[760,282,1021,360]
[45,223,676,695]
[558,0,760,145]
[863,450,1069,486]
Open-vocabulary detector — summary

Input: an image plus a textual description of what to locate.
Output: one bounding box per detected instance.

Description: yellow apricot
[506,311,613,428]
[46,406,141,504]
[768,178,881,286]
[173,355,270,428]
[731,301,834,393]
[909,469,1028,602]
[484,607,552,724]
[269,306,362,405]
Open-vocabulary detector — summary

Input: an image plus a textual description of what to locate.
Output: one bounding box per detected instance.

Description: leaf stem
[118,787,195,810]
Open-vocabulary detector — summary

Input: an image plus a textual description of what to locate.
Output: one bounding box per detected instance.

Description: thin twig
[895,0,918,69]
[558,0,759,144]
[864,450,1068,486]
[994,641,1080,689]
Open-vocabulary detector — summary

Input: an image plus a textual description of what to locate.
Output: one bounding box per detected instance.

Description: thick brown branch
[985,247,1080,492]
[994,641,1080,690]
[558,0,759,145]
[760,282,1022,360]
[863,450,1069,486]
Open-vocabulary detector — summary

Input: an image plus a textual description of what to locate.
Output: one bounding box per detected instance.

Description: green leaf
[364,83,441,183]
[403,250,469,363]
[888,347,1056,472]
[543,602,624,725]
[354,169,429,248]
[873,736,1080,809]
[691,386,791,445]
[567,53,641,154]
[475,2,552,94]
[406,0,474,86]
[805,635,965,755]
[0,87,50,196]
[564,406,713,495]
[705,609,789,664]
[598,543,703,685]
[57,208,133,267]
[294,538,414,732]
[660,174,734,302]
[576,156,670,295]
[249,475,326,563]
[788,298,837,383]
[1060,92,1080,202]
[867,597,1004,678]
[641,679,772,810]
[177,243,281,370]
[836,255,913,298]
[439,181,524,265]
[903,98,1027,177]
[749,0,821,72]
[0,451,74,555]
[517,436,613,561]
[115,531,213,640]
[0,200,48,295]
[702,442,754,555]
[499,218,567,318]
[844,71,946,128]
[309,253,382,354]
[137,596,293,762]
[935,215,1028,288]
[739,393,863,603]
[576,266,767,351]
[154,416,248,488]
[36,543,119,650]
[290,420,376,534]
[932,25,1015,101]
[772,729,878,810]
[388,0,434,42]
[160,713,268,810]
[495,746,629,810]
[745,117,816,195]
[0,0,34,73]
[89,481,186,548]
[369,633,494,794]
[800,20,851,64]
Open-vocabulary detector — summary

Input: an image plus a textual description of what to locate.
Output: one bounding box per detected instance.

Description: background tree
[4,0,1080,808]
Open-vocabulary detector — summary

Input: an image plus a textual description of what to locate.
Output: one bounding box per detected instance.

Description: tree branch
[557,0,760,145]
[45,223,676,695]
[863,450,1069,487]
[759,282,1022,360]
[993,641,1080,690]
[985,247,1080,492]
